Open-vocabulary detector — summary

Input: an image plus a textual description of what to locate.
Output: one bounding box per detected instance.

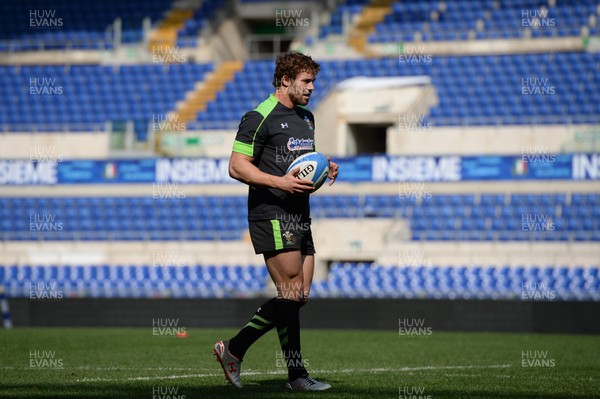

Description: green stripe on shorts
[270,219,283,250]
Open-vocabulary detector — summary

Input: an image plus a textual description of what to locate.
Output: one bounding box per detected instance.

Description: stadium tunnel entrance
[314,76,437,156]
[347,123,389,155]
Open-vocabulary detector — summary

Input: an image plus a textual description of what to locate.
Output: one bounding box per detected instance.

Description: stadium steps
[154,60,243,154]
[348,0,394,54]
[148,7,195,50]
[172,61,243,121]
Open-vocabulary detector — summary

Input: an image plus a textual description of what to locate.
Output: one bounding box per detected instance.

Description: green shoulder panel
[254,94,279,118]
[231,95,278,157]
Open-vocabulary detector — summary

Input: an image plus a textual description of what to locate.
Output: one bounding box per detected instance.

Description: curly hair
[272,51,320,88]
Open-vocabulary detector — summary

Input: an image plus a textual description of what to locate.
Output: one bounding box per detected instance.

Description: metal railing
[2,114,596,135]
[0,230,243,241]
[426,115,600,126]
[0,38,114,53]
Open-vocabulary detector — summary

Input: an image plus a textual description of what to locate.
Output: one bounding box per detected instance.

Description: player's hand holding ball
[280,152,334,194]
[278,167,316,194]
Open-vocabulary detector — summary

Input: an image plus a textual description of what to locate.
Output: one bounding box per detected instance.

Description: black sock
[275,298,308,381]
[228,298,277,360]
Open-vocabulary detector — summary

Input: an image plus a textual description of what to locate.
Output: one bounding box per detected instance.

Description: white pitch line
[74,364,511,383]
[0,366,214,371]
[74,367,215,371]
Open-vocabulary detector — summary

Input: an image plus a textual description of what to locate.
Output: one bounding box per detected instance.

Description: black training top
[232,94,316,222]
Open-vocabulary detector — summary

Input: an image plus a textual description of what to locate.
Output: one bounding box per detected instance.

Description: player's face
[287,71,316,106]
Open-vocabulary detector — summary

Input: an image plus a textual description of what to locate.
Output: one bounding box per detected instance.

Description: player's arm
[229,152,314,194]
[231,110,313,194]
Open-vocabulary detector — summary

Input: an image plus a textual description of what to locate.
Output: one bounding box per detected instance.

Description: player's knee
[276,281,303,302]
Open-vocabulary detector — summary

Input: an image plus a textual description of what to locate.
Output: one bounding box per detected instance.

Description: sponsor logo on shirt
[287,137,314,151]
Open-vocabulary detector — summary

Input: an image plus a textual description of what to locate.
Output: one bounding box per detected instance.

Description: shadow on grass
[1,380,599,399]
[2,378,383,399]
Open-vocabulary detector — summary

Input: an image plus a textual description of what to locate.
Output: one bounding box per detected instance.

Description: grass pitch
[0,327,599,399]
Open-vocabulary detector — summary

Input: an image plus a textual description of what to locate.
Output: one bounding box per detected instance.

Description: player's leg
[262,249,309,383]
[213,221,281,388]
[300,254,314,306]
[265,248,304,301]
[300,225,316,305]
[215,301,280,389]
[226,298,278,358]
[285,234,331,390]
[225,252,302,361]
[226,219,304,361]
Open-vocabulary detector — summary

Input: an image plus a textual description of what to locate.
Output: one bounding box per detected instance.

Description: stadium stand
[0,0,598,308]
[319,0,600,42]
[2,263,598,300]
[2,193,598,241]
[175,0,222,47]
[3,52,596,136]
[319,0,370,39]
[311,262,600,300]
[2,264,268,298]
[0,64,213,139]
[196,52,599,128]
[0,0,174,51]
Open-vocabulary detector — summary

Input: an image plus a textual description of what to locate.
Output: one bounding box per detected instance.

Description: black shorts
[248,218,315,255]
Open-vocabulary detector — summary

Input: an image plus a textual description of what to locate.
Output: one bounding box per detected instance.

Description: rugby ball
[286,152,330,191]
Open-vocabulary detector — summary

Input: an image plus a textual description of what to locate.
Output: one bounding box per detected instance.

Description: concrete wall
[387,124,598,156]
[1,123,593,159]
[159,130,235,157]
[7,297,600,333]
[369,37,585,58]
[0,132,109,159]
